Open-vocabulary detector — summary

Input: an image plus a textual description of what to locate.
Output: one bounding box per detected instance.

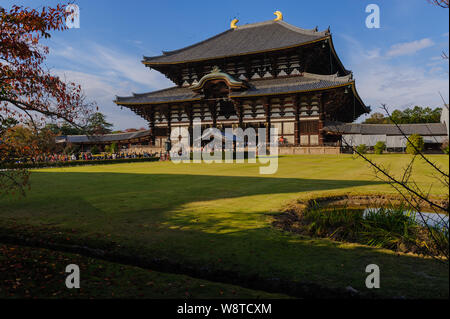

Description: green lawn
[0,154,448,298]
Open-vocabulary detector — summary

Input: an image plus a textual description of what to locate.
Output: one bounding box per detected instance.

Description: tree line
[364,106,443,124]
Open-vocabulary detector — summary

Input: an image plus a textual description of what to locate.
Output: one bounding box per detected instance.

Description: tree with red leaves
[0,4,95,195]
[428,0,449,8]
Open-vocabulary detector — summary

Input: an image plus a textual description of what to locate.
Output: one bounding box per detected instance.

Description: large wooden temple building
[114,12,370,153]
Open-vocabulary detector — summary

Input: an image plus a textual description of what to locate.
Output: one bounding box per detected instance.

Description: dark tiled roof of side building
[143,20,328,64]
[55,130,152,144]
[323,122,448,136]
[115,73,356,105]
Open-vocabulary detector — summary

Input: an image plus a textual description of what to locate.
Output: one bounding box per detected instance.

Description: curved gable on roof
[191,66,246,93]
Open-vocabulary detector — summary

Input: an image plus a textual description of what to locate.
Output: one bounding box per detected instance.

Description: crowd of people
[29,151,157,163]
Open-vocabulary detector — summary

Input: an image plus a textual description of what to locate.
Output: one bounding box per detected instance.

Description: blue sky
[3,0,449,130]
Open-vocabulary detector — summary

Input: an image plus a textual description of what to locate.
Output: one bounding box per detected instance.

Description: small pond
[363,208,449,228]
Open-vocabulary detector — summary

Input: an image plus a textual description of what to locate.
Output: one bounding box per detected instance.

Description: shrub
[406,134,424,154]
[90,145,100,155]
[441,139,449,155]
[63,143,80,155]
[301,204,448,256]
[443,146,449,155]
[110,142,118,153]
[374,141,386,154]
[104,145,111,153]
[356,144,367,154]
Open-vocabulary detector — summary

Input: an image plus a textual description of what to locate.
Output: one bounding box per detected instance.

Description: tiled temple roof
[143,20,329,64]
[115,73,355,105]
[116,86,199,105]
[323,122,448,136]
[230,73,353,98]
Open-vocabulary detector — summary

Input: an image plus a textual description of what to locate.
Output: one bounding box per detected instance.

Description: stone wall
[278,146,340,155]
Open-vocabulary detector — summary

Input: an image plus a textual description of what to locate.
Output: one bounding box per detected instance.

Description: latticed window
[283,122,295,134]
[300,121,319,133]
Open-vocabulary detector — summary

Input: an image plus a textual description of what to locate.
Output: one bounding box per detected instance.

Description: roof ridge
[276,20,329,36]
[235,19,275,29]
[234,20,328,36]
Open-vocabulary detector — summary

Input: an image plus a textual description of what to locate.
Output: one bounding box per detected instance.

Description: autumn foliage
[0,4,94,195]
[428,0,449,8]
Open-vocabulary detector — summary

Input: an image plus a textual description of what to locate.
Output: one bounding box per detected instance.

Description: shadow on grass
[0,172,448,298]
[3,171,383,206]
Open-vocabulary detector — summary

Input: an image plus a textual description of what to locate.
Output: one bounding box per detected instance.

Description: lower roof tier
[115,73,364,106]
[115,72,369,123]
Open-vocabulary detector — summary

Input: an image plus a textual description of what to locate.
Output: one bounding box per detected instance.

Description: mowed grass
[0,154,448,298]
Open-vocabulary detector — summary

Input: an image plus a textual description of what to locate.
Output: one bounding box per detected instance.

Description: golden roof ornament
[211,66,221,73]
[273,10,283,21]
[230,18,239,29]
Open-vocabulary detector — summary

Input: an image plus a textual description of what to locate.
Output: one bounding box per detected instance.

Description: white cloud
[53,69,150,130]
[340,35,449,121]
[50,41,171,89]
[48,40,173,130]
[386,38,435,57]
[365,48,381,60]
[429,66,444,74]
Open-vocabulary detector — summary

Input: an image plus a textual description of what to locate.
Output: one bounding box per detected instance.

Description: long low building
[56,121,448,154]
[323,122,448,152]
[56,106,449,154]
[55,130,155,152]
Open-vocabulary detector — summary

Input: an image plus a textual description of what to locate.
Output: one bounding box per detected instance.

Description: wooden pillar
[148,108,156,146]
[162,105,172,141]
[167,120,171,142]
[293,95,300,146]
[183,103,194,147]
[263,99,271,145]
[232,100,243,128]
[250,100,257,119]
[199,103,205,121]
[207,101,217,128]
[317,93,324,146]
